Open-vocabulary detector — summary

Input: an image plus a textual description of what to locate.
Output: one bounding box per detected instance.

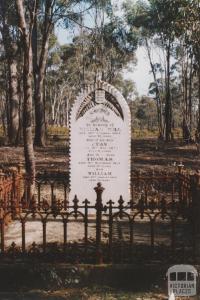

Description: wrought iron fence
[0,166,199,264]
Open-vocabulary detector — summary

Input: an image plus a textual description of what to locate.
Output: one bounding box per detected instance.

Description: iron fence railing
[0,166,199,264]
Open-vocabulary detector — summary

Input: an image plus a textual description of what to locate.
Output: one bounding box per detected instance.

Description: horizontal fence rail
[0,166,199,264]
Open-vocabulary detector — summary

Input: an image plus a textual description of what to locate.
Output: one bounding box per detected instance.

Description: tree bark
[165,41,172,142]
[9,59,20,145]
[198,69,200,133]
[145,38,164,139]
[188,55,193,133]
[0,0,20,145]
[34,0,53,147]
[16,0,36,199]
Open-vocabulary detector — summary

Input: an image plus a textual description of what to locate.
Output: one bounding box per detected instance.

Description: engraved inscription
[70,81,131,204]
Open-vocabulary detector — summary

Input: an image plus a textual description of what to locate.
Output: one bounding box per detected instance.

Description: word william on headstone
[167,265,198,298]
[70,81,131,205]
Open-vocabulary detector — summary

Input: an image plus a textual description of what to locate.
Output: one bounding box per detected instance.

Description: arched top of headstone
[70,80,131,124]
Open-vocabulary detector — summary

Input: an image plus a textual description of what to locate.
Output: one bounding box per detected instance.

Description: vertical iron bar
[63,219,67,251]
[150,218,154,254]
[51,183,54,207]
[94,183,104,264]
[171,218,175,254]
[131,183,134,205]
[178,166,184,202]
[130,219,133,263]
[22,220,25,253]
[145,185,148,208]
[38,183,41,206]
[108,201,113,263]
[42,220,46,253]
[171,179,174,203]
[64,185,67,210]
[84,200,88,257]
[0,220,5,254]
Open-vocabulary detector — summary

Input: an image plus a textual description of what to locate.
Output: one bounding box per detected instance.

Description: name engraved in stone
[70,81,130,204]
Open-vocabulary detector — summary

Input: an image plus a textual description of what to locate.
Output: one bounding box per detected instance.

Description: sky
[56,0,153,97]
[123,47,153,96]
[112,0,152,96]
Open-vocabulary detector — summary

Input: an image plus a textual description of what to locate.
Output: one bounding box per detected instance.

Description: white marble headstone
[70,81,131,204]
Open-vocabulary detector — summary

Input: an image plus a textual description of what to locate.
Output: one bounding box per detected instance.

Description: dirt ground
[0,288,199,300]
[0,288,168,300]
[0,138,199,173]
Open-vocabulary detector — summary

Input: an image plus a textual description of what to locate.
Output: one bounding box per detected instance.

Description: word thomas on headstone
[70,81,131,204]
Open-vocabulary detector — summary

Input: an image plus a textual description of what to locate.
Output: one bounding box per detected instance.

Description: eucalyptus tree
[123,0,192,141]
[30,0,118,146]
[96,17,137,83]
[0,54,8,137]
[0,0,20,145]
[43,0,138,126]
[33,0,94,146]
[181,1,200,137]
[45,33,137,126]
[33,0,137,143]
[16,0,37,198]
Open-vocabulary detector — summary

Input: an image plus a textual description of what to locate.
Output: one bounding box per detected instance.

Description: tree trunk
[34,0,53,147]
[0,92,7,137]
[5,70,11,140]
[198,69,200,133]
[188,55,193,133]
[9,60,20,145]
[165,42,172,142]
[34,78,46,146]
[16,0,36,199]
[182,51,192,142]
[145,39,164,139]
[0,0,20,145]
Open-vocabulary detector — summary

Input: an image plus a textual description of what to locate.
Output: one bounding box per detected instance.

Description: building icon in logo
[166,265,198,297]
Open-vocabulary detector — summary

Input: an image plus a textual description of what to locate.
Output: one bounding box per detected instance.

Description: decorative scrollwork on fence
[0,167,198,264]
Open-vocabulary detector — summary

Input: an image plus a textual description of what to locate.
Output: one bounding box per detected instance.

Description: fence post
[94,182,104,264]
[178,163,184,202]
[0,170,4,208]
[190,171,200,260]
[0,219,5,254]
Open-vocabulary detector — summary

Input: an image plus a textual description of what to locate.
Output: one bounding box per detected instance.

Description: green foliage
[112,75,137,101]
[123,0,200,141]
